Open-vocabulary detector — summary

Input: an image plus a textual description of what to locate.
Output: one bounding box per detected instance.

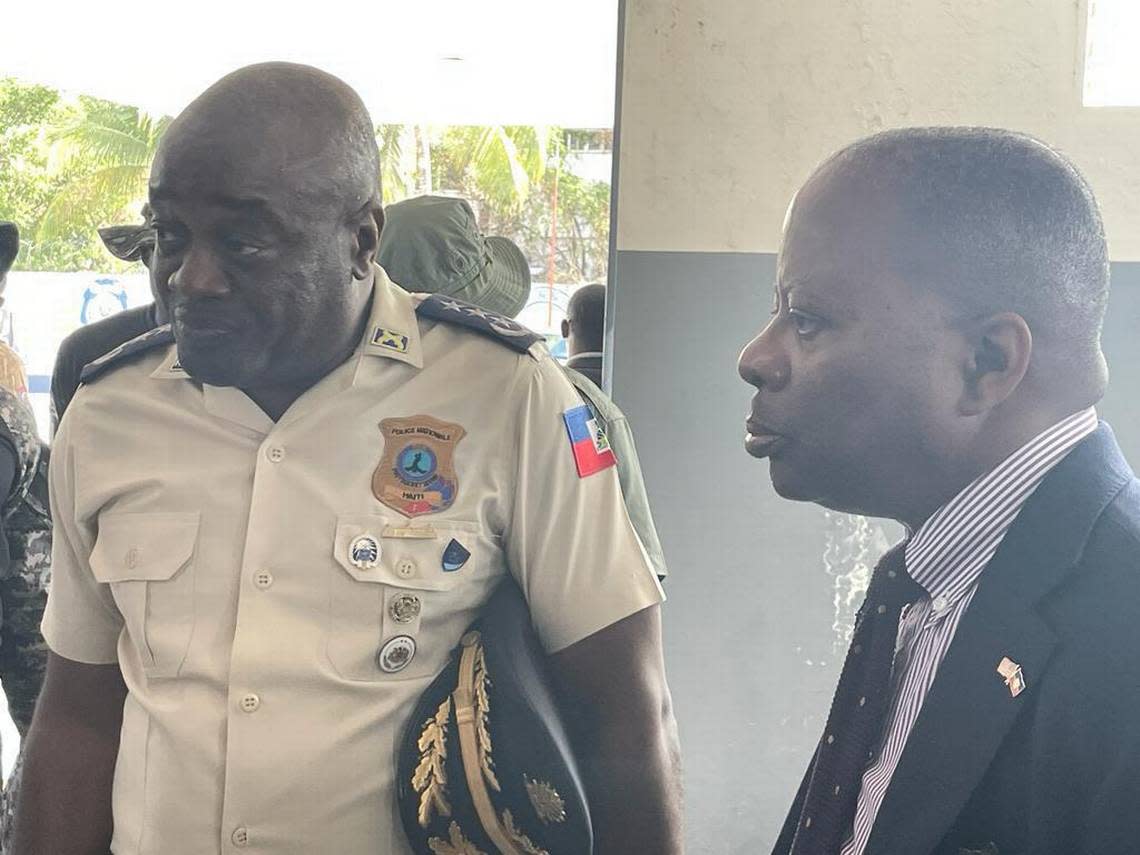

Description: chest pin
[349,534,381,570]
[996,656,1027,698]
[441,538,470,572]
[389,593,422,624]
[378,635,417,673]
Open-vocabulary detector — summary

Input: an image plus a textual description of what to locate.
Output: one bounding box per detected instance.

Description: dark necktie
[787,542,925,855]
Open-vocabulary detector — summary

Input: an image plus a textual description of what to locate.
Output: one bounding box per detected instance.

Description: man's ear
[561,319,571,340]
[958,312,1033,416]
[351,204,383,280]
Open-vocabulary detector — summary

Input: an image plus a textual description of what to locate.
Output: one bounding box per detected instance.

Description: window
[1083,0,1140,106]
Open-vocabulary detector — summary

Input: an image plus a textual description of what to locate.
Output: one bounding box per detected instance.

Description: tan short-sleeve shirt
[42,271,663,855]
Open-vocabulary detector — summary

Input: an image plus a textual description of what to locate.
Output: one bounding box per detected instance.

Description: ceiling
[3,0,619,126]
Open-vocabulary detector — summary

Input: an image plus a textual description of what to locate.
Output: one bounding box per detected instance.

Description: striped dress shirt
[840,407,1099,855]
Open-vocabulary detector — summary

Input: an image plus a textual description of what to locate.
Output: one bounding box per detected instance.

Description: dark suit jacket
[775,423,1140,855]
[565,353,603,388]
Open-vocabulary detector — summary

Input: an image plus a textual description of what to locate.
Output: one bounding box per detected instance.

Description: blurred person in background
[561,283,606,388]
[0,222,52,850]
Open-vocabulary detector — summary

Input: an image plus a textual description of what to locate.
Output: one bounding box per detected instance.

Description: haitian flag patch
[563,405,617,478]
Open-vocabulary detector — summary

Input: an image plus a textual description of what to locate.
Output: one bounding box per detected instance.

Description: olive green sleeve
[603,414,668,579]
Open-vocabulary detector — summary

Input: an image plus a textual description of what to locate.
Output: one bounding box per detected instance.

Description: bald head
[148,63,383,396]
[792,128,1109,380]
[154,62,380,215]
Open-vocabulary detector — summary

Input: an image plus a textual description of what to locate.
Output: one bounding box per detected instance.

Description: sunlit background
[1084,0,1140,106]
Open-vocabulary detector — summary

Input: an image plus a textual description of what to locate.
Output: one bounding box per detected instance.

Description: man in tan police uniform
[16,64,682,854]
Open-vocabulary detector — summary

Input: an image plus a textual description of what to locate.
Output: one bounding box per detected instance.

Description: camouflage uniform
[0,387,51,852]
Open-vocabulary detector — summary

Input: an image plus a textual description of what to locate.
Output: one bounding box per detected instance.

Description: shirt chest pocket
[326,514,498,683]
[90,512,200,679]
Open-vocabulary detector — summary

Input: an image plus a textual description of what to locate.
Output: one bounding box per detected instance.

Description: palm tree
[36,97,168,242]
[377,123,413,204]
[448,124,555,212]
[379,123,558,214]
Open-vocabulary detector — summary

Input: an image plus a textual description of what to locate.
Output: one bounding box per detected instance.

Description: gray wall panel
[1099,262,1140,463]
[609,249,1140,854]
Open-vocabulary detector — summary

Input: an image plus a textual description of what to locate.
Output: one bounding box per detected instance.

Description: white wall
[616,0,1140,259]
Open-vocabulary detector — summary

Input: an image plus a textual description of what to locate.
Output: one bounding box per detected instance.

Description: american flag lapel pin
[996,656,1027,698]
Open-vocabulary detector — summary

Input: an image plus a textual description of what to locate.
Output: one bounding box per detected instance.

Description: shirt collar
[149,266,424,386]
[149,345,187,380]
[904,407,1099,601]
[358,266,424,371]
[567,352,603,366]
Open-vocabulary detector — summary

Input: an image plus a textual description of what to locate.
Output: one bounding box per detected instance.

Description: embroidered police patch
[374,415,467,517]
[416,294,543,354]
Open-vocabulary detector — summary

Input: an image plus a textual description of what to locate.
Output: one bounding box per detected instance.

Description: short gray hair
[821,127,1109,362]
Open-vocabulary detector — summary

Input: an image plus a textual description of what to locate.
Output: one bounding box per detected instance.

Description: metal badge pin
[378,635,417,673]
[349,534,381,569]
[389,593,422,624]
[996,656,1027,698]
[441,538,471,572]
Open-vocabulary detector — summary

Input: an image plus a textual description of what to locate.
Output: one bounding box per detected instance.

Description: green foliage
[36,97,169,243]
[377,123,411,204]
[0,79,160,271]
[440,125,552,211]
[0,80,612,281]
[380,124,610,283]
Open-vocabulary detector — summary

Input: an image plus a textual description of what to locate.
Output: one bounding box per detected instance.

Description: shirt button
[859,696,867,707]
[240,693,261,713]
[254,570,274,590]
[826,734,835,745]
[395,558,417,579]
[266,446,286,463]
[804,816,813,829]
[232,827,249,846]
[876,604,888,615]
[933,595,949,612]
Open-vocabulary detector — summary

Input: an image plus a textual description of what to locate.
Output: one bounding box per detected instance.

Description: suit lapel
[864,576,1056,855]
[866,423,1133,855]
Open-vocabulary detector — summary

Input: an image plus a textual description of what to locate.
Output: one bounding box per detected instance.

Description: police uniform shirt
[42,269,664,855]
[50,302,160,434]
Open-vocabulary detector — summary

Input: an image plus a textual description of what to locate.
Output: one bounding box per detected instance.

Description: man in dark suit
[738,127,1140,855]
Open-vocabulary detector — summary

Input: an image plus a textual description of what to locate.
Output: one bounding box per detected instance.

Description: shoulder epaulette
[80,324,175,385]
[416,294,543,354]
